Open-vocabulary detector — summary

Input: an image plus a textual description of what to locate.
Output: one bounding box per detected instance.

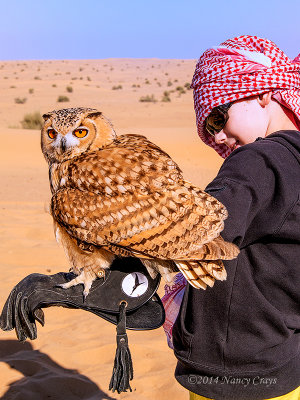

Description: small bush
[184,82,191,90]
[34,76,41,80]
[29,88,34,94]
[176,86,186,94]
[57,95,70,102]
[10,85,16,89]
[87,76,91,81]
[15,97,27,104]
[161,91,171,102]
[167,81,172,87]
[145,79,150,84]
[112,85,122,90]
[52,84,57,87]
[20,111,43,129]
[139,95,157,103]
[66,86,73,93]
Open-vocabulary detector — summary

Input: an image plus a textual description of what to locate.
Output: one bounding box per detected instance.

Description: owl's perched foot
[58,268,106,301]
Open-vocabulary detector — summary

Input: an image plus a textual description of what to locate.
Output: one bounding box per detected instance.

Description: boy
[166,35,300,400]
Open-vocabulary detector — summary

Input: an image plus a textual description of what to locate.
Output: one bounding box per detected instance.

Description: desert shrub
[112,85,122,90]
[10,85,16,89]
[145,79,150,84]
[52,84,57,87]
[161,91,171,102]
[34,76,41,80]
[15,97,27,104]
[184,82,191,90]
[66,86,73,93]
[176,86,186,94]
[20,111,43,129]
[57,95,69,102]
[167,81,172,87]
[87,76,91,81]
[28,88,34,94]
[139,95,157,103]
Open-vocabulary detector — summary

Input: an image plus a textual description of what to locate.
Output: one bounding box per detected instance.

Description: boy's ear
[258,91,272,107]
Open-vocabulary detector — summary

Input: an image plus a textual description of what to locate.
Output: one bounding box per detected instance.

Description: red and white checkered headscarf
[191,35,300,158]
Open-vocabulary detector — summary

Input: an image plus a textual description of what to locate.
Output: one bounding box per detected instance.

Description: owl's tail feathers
[175,260,226,290]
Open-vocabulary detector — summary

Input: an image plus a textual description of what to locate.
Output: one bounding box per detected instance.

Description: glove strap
[109,301,133,393]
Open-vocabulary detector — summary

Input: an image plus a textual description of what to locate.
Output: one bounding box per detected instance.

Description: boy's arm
[205,144,276,246]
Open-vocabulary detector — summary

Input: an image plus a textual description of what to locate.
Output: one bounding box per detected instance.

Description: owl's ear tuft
[86,111,102,119]
[42,113,52,121]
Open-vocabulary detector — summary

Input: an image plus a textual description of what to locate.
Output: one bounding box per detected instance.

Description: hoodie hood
[266,130,300,164]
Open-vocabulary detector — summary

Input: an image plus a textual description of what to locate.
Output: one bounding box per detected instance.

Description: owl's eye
[73,128,88,138]
[48,129,57,139]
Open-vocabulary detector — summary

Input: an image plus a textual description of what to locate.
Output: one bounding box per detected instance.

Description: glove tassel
[109,301,133,393]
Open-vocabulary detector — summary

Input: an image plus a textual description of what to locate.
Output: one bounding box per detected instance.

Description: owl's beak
[60,137,67,153]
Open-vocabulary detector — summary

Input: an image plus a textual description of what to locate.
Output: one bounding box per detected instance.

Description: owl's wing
[51,134,235,260]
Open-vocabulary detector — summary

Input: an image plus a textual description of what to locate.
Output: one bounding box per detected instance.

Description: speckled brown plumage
[41,108,239,295]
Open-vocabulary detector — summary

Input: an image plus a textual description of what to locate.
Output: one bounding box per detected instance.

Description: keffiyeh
[192,35,300,158]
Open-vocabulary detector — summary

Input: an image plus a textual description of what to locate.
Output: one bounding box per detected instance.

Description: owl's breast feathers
[50,134,232,260]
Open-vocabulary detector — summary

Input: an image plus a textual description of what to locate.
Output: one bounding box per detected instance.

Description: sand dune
[0,59,222,399]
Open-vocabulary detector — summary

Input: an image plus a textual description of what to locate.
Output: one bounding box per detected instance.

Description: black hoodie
[173,131,300,400]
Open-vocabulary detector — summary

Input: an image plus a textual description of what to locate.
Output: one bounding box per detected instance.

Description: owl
[41,107,239,299]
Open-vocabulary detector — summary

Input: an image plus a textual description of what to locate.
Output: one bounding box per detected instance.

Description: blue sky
[1,0,299,60]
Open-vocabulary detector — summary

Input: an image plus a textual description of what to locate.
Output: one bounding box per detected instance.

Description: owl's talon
[55,283,69,289]
[54,270,96,300]
[83,292,88,303]
[83,280,93,301]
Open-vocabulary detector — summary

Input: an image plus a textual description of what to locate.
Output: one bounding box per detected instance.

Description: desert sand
[0,59,222,399]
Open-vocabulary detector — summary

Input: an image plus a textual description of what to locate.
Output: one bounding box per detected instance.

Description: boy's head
[192,35,300,158]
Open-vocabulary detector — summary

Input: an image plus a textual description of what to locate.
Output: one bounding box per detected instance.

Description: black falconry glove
[0,257,165,342]
[0,257,165,393]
